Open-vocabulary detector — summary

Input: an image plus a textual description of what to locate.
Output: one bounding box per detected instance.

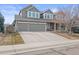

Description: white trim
[35,12,37,18]
[27,11,31,17]
[38,12,40,18]
[43,14,45,19]
[17,22,46,24]
[26,6,34,11]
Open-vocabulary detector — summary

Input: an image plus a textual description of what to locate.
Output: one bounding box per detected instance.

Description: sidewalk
[0,40,79,54]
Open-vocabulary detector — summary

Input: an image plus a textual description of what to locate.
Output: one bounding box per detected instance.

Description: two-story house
[14,5,66,32]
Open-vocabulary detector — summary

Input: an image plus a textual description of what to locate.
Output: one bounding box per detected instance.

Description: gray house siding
[20,11,27,18]
[28,7,39,12]
[44,9,53,14]
[15,15,53,22]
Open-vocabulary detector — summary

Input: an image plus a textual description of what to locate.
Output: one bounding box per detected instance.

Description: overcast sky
[0,4,74,24]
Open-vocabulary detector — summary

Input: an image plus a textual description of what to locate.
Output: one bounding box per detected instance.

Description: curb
[0,40,79,54]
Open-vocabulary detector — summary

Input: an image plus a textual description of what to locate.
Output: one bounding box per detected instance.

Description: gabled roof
[21,4,40,12]
[41,9,53,14]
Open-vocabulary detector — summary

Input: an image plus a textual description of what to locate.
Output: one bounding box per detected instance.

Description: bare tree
[61,5,79,34]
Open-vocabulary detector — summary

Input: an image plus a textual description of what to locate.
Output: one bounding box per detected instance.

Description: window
[32,12,35,18]
[44,14,46,19]
[36,12,38,18]
[47,14,49,19]
[52,15,53,19]
[49,14,53,19]
[28,11,40,18]
[45,14,47,19]
[40,14,43,18]
[43,13,53,19]
[49,14,51,19]
[29,11,31,17]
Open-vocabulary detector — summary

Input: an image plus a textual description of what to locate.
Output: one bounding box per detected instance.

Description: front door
[47,23,54,31]
[50,23,54,30]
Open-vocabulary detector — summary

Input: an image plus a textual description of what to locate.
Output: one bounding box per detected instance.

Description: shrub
[6,25,14,33]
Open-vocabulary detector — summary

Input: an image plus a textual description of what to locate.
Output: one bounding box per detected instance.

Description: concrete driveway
[19,32,70,44]
[17,32,79,55]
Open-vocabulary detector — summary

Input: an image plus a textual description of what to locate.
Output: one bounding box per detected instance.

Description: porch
[47,22,66,32]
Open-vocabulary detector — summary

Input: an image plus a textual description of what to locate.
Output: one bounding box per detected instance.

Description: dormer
[41,9,53,19]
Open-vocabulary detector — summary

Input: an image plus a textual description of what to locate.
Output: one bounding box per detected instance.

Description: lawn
[0,32,24,46]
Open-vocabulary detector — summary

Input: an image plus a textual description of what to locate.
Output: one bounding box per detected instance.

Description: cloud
[0,5,21,24]
[53,8,59,12]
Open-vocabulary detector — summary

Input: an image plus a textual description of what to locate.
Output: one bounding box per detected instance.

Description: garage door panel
[30,24,45,31]
[17,23,28,31]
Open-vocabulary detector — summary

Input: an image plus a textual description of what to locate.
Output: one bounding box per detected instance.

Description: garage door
[17,23,29,31]
[30,23,46,31]
[16,22,46,32]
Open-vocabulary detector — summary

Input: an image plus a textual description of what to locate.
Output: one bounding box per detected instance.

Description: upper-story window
[43,13,53,19]
[36,12,39,18]
[29,11,31,17]
[47,14,50,19]
[44,14,47,19]
[27,11,40,18]
[32,12,35,17]
[50,14,53,19]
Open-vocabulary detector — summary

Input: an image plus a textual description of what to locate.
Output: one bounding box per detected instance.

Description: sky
[0,4,74,24]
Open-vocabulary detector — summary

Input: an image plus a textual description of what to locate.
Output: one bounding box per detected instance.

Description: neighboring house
[53,11,66,31]
[14,5,66,32]
[71,16,79,33]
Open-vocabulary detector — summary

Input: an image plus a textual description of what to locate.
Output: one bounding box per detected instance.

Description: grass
[0,32,24,46]
[11,32,24,45]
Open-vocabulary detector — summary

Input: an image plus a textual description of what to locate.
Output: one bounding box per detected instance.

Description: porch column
[45,23,47,32]
[58,23,61,32]
[54,23,56,32]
